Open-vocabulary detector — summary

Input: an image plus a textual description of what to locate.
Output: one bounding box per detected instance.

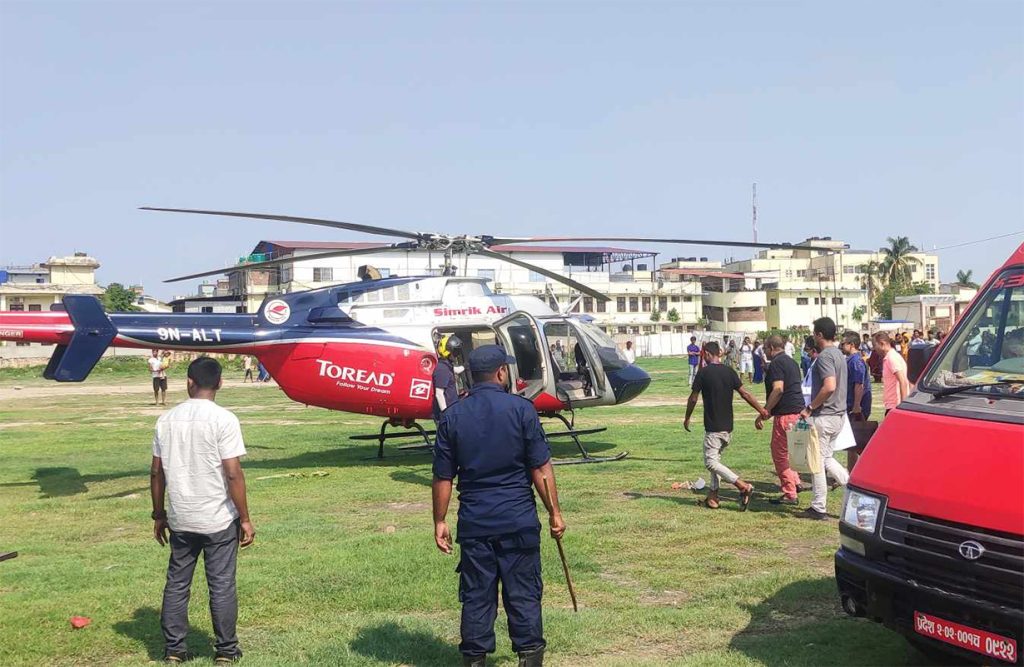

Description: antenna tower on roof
[752,182,758,245]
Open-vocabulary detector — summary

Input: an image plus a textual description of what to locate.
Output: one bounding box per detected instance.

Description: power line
[931,230,1024,252]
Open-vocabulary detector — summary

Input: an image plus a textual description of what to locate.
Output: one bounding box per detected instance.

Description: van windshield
[919,267,1024,398]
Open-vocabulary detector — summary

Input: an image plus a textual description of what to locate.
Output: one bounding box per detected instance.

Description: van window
[919,267,1024,398]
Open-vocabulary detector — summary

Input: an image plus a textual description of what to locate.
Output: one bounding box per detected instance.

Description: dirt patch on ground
[383,501,430,512]
[0,379,277,402]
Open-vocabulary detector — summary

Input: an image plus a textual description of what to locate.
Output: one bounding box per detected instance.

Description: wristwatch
[151,510,167,520]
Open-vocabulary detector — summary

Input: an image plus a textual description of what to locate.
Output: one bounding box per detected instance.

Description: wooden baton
[542,476,578,612]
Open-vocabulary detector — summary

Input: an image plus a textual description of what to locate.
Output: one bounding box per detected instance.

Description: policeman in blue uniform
[432,345,566,667]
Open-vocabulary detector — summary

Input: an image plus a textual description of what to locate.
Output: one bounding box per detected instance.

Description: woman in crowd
[752,339,765,384]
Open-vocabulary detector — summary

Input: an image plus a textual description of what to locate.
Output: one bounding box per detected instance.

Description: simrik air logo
[264,299,291,325]
[316,359,394,395]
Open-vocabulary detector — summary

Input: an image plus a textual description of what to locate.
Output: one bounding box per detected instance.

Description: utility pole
[752,183,758,245]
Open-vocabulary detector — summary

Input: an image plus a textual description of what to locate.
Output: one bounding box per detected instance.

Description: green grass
[0,358,926,666]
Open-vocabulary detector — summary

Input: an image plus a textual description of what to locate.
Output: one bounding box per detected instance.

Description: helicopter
[0,208,791,462]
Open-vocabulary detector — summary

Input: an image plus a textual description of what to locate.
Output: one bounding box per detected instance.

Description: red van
[836,243,1024,665]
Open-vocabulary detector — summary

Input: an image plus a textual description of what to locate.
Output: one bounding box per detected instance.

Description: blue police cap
[468,345,516,373]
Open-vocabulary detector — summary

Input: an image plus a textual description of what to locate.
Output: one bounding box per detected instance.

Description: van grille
[881,510,1024,610]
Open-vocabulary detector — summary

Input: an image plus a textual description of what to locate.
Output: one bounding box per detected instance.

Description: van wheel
[905,637,974,665]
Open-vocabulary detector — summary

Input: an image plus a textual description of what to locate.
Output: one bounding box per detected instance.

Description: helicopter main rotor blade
[141,207,423,241]
[473,247,610,302]
[164,244,415,283]
[486,236,795,250]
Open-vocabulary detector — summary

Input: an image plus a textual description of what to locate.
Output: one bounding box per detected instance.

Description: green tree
[873,280,934,320]
[666,308,680,323]
[955,269,979,289]
[879,236,922,284]
[649,309,661,322]
[858,260,884,321]
[101,283,141,312]
[851,305,866,323]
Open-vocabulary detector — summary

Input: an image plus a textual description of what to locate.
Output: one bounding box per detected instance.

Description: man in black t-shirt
[684,342,769,510]
[756,335,805,505]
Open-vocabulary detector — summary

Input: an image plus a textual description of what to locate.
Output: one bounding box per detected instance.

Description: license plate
[914,611,1018,663]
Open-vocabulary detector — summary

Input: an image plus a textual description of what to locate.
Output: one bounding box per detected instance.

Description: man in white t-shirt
[739,337,754,381]
[784,336,795,359]
[622,340,636,364]
[150,357,254,663]
[148,350,169,406]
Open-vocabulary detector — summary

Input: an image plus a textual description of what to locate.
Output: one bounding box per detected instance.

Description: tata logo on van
[958,540,985,561]
[264,300,291,325]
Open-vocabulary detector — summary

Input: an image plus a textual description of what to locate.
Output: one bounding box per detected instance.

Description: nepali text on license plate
[914,611,1017,663]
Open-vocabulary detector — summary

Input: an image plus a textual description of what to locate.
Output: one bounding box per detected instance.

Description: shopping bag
[787,419,822,474]
[833,413,857,451]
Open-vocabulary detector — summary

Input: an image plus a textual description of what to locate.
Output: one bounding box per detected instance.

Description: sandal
[739,484,754,511]
[702,497,720,509]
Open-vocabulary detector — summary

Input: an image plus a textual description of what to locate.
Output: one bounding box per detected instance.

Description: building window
[583,297,593,312]
[832,297,844,305]
[629,297,639,312]
[796,270,807,278]
[313,267,333,282]
[477,269,495,281]
[929,306,937,316]
[770,298,778,306]
[843,266,856,274]
[571,300,581,313]
[596,299,607,313]
[796,297,809,305]
[280,267,293,283]
[658,296,668,311]
[785,270,793,279]
[617,326,627,334]
[28,304,42,311]
[427,268,444,277]
[9,303,24,311]
[201,306,214,313]
[910,264,918,273]
[616,297,626,312]
[926,264,936,280]
[642,297,652,312]
[670,295,680,302]
[683,296,693,303]
[528,271,546,282]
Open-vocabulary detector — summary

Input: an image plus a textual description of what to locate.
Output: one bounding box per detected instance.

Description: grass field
[0,357,931,666]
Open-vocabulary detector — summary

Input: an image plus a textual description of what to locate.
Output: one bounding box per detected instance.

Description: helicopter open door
[492,312,554,400]
[539,318,616,407]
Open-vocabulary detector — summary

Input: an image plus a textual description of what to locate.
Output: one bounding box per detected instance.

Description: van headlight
[841,489,884,533]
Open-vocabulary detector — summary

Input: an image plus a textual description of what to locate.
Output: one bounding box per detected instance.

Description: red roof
[259,241,653,255]
[661,268,746,279]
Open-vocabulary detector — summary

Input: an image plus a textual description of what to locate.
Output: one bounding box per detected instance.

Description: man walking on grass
[149,349,169,406]
[684,341,769,510]
[755,336,804,505]
[686,336,700,386]
[799,317,850,521]
[150,357,255,664]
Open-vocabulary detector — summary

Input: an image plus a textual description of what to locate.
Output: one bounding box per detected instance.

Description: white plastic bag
[833,413,857,451]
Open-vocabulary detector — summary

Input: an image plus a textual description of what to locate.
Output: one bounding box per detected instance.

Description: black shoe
[799,508,830,521]
[463,655,486,667]
[770,496,799,505]
[163,655,186,664]
[214,655,241,665]
[518,647,544,667]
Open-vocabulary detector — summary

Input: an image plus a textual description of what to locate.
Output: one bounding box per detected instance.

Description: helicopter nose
[608,363,651,405]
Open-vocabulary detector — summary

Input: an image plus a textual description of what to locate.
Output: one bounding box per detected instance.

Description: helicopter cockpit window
[576,321,631,370]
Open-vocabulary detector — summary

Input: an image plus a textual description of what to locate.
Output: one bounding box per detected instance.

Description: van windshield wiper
[931,380,1016,398]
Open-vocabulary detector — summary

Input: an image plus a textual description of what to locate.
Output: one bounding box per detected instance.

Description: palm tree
[879,236,922,284]
[859,260,884,321]
[955,269,979,289]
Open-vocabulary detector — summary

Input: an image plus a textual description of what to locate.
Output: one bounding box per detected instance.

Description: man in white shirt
[784,336,795,359]
[148,350,169,406]
[739,337,754,381]
[151,357,254,664]
[622,340,636,364]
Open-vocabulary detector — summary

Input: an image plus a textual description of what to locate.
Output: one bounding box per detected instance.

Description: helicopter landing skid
[542,412,628,465]
[350,420,435,460]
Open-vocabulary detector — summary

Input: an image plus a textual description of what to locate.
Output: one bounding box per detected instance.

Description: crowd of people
[681,319,927,517]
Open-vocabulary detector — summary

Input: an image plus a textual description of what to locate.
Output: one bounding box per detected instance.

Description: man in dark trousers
[150,358,255,664]
[432,345,565,667]
[684,341,768,510]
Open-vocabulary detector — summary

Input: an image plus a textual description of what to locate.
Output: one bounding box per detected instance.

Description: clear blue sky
[1,1,1021,300]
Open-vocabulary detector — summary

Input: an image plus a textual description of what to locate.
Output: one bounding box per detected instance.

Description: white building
[219,240,703,335]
